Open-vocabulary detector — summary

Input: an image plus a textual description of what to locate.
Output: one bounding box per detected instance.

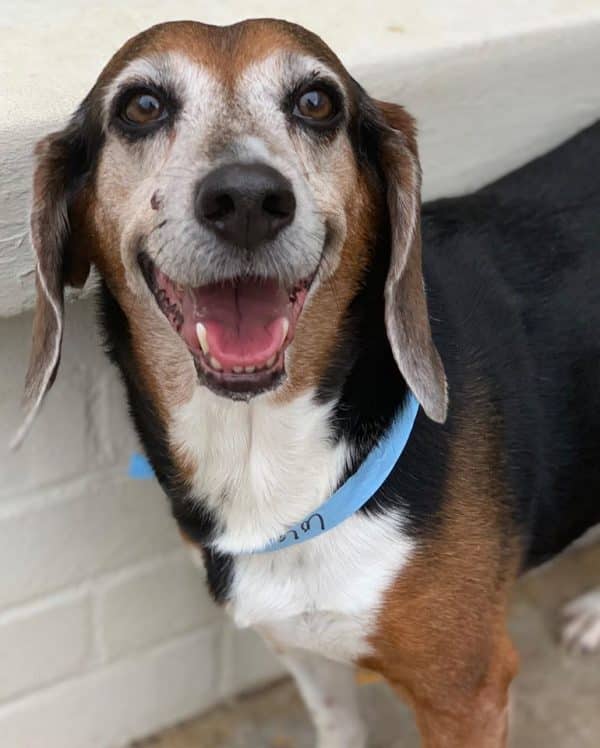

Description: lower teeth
[205,353,280,375]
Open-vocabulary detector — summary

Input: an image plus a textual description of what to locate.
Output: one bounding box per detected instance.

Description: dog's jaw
[139,252,315,399]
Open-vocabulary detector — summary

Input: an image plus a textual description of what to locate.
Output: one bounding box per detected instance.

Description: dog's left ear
[367,99,448,423]
[11,106,97,448]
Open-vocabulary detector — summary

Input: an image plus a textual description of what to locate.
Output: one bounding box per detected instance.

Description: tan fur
[92,20,349,93]
[361,398,520,747]
[277,164,377,398]
[93,224,198,441]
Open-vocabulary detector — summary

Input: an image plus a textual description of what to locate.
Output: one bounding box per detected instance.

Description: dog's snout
[195,163,296,250]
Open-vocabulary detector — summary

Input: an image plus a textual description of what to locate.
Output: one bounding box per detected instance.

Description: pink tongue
[182,279,289,368]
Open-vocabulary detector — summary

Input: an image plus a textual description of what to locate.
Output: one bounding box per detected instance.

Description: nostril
[196,163,295,247]
[203,192,235,222]
[262,190,296,219]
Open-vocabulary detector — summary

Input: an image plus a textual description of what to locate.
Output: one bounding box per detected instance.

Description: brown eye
[122,92,165,125]
[295,89,336,122]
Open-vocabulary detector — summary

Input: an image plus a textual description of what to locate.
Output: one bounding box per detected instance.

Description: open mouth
[139,254,312,398]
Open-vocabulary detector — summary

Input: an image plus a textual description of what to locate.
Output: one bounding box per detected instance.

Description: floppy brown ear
[372,100,448,423]
[11,114,93,448]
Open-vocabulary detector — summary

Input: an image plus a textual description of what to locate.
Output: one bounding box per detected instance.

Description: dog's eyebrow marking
[102,53,223,129]
[103,50,347,136]
[237,51,347,106]
[103,57,165,120]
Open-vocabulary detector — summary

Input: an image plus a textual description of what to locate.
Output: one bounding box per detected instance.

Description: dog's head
[17,19,447,444]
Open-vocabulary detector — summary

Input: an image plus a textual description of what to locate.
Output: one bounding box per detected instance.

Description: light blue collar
[129,392,419,554]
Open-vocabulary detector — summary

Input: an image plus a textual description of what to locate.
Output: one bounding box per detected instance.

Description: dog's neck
[170,386,351,554]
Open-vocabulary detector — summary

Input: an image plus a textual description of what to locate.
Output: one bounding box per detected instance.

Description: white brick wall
[0,300,283,748]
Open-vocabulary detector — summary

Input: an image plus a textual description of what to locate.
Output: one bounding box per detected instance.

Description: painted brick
[91,368,142,466]
[0,301,138,498]
[0,592,91,704]
[0,627,221,748]
[99,553,221,661]
[0,474,180,611]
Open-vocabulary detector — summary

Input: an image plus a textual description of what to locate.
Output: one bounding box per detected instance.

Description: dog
[15,19,600,747]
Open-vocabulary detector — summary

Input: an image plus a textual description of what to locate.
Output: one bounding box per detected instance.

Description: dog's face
[17,20,447,445]
[95,24,363,401]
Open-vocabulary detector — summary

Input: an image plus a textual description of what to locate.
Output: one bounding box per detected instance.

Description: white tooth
[233,366,244,373]
[266,355,276,368]
[244,366,256,374]
[196,323,210,354]
[280,318,289,346]
[209,356,223,371]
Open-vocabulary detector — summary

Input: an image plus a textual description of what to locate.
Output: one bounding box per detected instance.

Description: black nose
[195,163,296,249]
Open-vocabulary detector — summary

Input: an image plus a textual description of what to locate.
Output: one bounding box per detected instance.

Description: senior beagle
[16,19,600,747]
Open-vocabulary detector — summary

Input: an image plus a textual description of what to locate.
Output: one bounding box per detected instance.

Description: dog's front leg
[277,648,368,748]
[382,629,518,748]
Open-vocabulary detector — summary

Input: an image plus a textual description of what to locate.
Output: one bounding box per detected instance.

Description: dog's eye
[294,89,336,123]
[121,92,165,126]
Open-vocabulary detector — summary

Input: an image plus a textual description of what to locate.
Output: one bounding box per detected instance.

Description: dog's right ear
[12,103,101,448]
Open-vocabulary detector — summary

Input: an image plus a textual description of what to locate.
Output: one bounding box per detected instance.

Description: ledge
[2,2,600,317]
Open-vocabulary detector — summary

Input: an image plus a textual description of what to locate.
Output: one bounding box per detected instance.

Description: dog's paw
[562,587,600,653]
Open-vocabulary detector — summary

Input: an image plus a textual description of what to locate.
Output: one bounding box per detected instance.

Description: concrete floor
[137,540,600,748]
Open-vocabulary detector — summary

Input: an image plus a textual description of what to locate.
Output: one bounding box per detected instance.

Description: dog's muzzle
[140,162,316,399]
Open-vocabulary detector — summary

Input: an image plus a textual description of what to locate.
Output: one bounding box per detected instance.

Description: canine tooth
[209,356,223,371]
[196,323,210,354]
[233,366,244,373]
[280,318,290,345]
[266,355,276,368]
[244,366,256,374]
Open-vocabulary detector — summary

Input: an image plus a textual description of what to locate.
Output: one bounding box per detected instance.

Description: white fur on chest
[171,387,349,553]
[231,511,413,662]
[171,386,414,662]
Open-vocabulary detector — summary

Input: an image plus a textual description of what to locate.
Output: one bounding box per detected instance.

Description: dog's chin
[138,253,314,400]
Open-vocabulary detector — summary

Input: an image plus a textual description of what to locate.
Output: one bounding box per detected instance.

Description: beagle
[16,19,600,747]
